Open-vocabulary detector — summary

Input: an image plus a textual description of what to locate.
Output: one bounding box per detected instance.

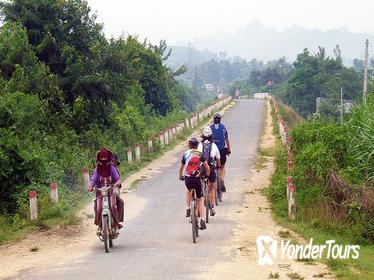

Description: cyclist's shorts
[219,149,227,166]
[185,176,204,198]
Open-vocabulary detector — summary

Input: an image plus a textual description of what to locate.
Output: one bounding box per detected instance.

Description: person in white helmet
[198,126,221,216]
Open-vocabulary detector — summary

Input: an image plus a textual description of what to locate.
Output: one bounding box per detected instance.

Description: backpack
[185,150,202,177]
[210,123,226,150]
[202,141,213,164]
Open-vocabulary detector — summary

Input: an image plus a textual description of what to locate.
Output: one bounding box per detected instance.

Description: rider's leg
[221,166,226,181]
[209,181,216,206]
[208,181,216,216]
[186,190,192,209]
[116,196,124,223]
[94,196,102,226]
[195,179,207,229]
[197,198,207,229]
[94,198,98,225]
[219,149,227,186]
[208,167,216,206]
[197,198,205,216]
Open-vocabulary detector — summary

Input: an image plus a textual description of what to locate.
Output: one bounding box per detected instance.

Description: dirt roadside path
[0,103,235,280]
[200,100,335,280]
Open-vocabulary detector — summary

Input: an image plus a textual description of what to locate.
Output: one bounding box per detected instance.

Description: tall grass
[346,96,374,182]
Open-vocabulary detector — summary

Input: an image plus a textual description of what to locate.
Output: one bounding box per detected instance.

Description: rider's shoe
[96,227,101,237]
[186,208,191,217]
[199,219,207,230]
[221,181,226,193]
[118,222,124,229]
[210,205,216,216]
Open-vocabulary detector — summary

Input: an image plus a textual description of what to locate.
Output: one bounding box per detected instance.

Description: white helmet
[202,126,213,137]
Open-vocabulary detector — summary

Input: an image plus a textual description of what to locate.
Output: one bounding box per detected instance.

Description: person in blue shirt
[210,112,231,192]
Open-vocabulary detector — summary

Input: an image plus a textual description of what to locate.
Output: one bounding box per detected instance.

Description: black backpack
[202,141,213,164]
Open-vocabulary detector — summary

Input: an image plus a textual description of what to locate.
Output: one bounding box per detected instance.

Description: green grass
[278,230,291,239]
[30,246,39,252]
[0,194,87,245]
[287,272,304,280]
[255,156,268,171]
[258,146,277,157]
[129,179,146,190]
[269,272,280,279]
[259,99,269,138]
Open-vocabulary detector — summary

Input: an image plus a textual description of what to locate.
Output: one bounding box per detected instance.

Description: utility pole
[363,39,369,105]
[340,88,343,124]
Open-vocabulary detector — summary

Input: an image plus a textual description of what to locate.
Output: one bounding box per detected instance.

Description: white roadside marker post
[287,176,296,221]
[127,147,133,165]
[50,182,58,203]
[82,167,90,190]
[135,144,141,163]
[148,138,153,154]
[29,191,38,220]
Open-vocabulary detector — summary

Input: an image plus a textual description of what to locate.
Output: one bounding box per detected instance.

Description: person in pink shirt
[87,148,124,229]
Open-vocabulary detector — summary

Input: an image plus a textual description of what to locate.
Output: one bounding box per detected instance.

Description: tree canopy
[0,0,209,215]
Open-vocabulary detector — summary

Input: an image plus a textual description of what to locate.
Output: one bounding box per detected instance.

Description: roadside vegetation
[0,0,216,245]
[267,96,374,279]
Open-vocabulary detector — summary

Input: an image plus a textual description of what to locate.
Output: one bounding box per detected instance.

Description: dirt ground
[201,101,334,280]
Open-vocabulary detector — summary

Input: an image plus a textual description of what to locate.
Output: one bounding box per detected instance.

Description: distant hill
[174,21,374,63]
[166,46,220,69]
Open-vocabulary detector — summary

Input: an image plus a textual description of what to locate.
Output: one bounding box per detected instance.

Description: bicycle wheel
[191,200,197,243]
[204,182,209,223]
[195,201,199,238]
[103,216,109,253]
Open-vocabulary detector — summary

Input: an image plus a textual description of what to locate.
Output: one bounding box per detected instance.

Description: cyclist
[198,126,221,216]
[210,112,231,192]
[178,137,210,230]
[87,148,124,231]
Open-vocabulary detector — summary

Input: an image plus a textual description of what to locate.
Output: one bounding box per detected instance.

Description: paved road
[17,99,265,280]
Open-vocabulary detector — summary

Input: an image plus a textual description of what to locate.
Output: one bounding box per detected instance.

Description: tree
[279,48,361,116]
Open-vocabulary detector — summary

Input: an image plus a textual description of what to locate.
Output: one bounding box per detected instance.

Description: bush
[346,95,374,181]
[269,113,374,243]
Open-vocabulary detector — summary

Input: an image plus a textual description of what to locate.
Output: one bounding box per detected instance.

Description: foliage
[248,57,293,90]
[275,47,362,117]
[346,95,374,181]
[268,96,374,244]
[184,56,293,95]
[0,0,209,219]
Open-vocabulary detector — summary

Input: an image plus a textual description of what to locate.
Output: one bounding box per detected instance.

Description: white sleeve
[212,143,220,159]
[197,143,203,153]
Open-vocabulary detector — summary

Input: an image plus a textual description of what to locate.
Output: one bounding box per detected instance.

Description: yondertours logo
[256,235,360,266]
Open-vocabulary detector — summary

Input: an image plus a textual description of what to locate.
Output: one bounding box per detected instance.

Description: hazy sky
[87,0,374,45]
